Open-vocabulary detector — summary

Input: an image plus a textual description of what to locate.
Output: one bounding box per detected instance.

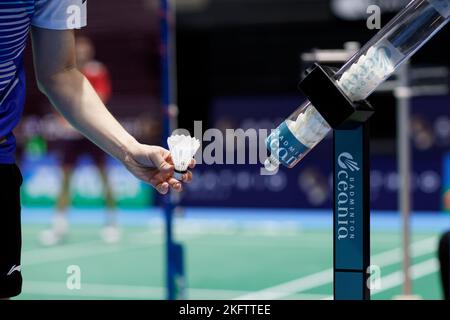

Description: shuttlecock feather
[167,134,200,180]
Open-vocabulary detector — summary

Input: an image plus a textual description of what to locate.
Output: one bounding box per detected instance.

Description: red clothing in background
[81,61,112,103]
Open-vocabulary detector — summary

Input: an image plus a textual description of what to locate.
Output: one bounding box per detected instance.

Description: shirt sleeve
[32,0,87,30]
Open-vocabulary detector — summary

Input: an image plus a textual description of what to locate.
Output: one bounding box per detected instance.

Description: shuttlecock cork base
[173,169,187,181]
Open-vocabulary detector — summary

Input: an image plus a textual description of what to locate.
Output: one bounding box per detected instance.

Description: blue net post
[159,0,185,300]
[333,124,371,300]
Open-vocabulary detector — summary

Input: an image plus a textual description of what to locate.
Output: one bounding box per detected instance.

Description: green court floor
[15,221,444,300]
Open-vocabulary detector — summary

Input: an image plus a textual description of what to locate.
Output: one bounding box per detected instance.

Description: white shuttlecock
[167,134,200,180]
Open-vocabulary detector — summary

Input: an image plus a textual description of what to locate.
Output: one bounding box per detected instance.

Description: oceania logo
[338,152,360,172]
[336,152,358,241]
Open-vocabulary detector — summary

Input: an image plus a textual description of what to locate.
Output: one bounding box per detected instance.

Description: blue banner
[180,95,450,211]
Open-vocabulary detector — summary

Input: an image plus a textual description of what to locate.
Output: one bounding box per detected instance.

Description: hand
[122,144,196,195]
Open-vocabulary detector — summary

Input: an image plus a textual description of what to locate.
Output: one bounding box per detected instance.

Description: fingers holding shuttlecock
[167,134,200,181]
[188,158,196,169]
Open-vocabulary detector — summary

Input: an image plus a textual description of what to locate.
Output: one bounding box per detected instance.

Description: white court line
[22,223,310,267]
[372,236,436,266]
[20,281,330,300]
[234,237,438,300]
[21,224,331,266]
[187,239,332,248]
[372,258,439,295]
[22,233,199,266]
[22,229,153,259]
[320,258,439,299]
[22,281,239,299]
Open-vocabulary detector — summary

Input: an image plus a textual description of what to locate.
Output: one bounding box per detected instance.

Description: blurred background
[15,0,450,300]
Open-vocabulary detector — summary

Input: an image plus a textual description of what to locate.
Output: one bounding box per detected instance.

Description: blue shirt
[0,0,86,164]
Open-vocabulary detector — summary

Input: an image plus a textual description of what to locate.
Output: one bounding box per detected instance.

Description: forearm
[40,68,138,163]
[29,27,189,194]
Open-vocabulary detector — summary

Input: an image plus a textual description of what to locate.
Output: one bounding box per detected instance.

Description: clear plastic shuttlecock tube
[265,101,330,169]
[168,134,201,180]
[266,0,449,170]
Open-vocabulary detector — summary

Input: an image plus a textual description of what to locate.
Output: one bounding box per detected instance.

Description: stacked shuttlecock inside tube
[265,0,449,169]
[168,134,201,180]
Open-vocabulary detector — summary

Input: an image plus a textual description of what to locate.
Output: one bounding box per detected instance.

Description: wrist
[120,136,141,163]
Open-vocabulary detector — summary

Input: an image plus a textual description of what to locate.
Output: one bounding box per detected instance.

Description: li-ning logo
[7,265,21,276]
[338,152,360,172]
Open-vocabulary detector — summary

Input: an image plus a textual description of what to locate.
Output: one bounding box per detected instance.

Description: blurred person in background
[39,36,119,246]
[411,116,435,151]
[445,191,450,210]
[0,0,194,299]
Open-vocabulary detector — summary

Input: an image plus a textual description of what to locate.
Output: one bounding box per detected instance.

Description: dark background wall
[22,0,161,145]
[176,0,450,139]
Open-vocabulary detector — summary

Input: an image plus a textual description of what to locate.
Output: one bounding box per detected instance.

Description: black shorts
[0,164,23,298]
[439,231,450,300]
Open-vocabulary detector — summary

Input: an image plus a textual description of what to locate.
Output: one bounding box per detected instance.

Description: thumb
[146,148,173,174]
